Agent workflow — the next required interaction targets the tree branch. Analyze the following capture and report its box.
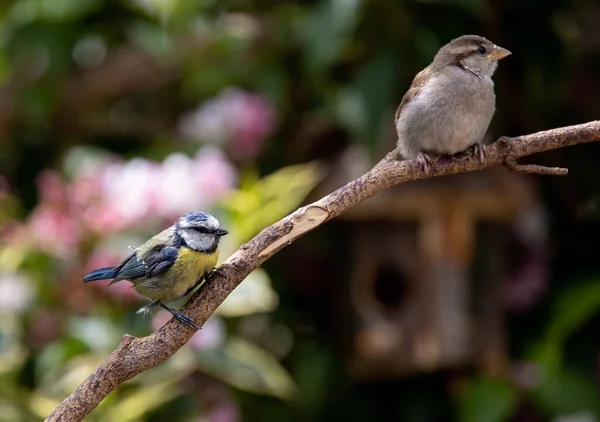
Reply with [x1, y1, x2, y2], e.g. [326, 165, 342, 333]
[503, 156, 569, 176]
[46, 121, 600, 421]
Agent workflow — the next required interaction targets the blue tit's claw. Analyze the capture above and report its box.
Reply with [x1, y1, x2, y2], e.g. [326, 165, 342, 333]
[159, 302, 201, 330]
[172, 312, 201, 330]
[136, 306, 150, 316]
[206, 267, 224, 282]
[136, 299, 160, 316]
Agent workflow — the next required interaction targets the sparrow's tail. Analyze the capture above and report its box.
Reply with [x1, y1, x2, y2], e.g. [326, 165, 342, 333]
[82, 266, 118, 283]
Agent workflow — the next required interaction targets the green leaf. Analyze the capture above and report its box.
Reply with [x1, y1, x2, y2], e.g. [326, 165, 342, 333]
[527, 280, 600, 417]
[9, 0, 102, 23]
[125, 0, 211, 23]
[530, 280, 600, 368]
[0, 313, 28, 377]
[37, 354, 105, 398]
[35, 338, 89, 383]
[101, 379, 182, 422]
[215, 267, 279, 318]
[459, 377, 518, 422]
[196, 337, 298, 401]
[300, 0, 362, 72]
[532, 367, 600, 416]
[221, 162, 324, 242]
[129, 21, 174, 60]
[545, 281, 600, 344]
[291, 345, 334, 408]
[67, 317, 122, 352]
[0, 52, 11, 84]
[342, 50, 398, 151]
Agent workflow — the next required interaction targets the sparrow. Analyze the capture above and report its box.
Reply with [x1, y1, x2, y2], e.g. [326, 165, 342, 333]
[395, 35, 511, 173]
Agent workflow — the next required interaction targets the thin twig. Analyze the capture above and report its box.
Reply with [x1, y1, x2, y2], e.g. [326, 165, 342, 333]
[46, 121, 600, 422]
[503, 156, 568, 176]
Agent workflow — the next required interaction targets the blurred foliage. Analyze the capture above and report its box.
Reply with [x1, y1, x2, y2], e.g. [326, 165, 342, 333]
[0, 0, 599, 421]
[459, 377, 518, 422]
[223, 162, 324, 242]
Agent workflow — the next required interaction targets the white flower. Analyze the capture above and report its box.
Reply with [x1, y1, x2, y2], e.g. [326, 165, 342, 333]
[0, 272, 35, 313]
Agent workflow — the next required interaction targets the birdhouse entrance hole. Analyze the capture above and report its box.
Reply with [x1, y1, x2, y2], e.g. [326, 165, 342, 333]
[373, 264, 408, 311]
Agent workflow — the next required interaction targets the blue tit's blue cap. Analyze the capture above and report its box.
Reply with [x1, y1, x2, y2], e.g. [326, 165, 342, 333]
[181, 211, 212, 223]
[178, 211, 222, 231]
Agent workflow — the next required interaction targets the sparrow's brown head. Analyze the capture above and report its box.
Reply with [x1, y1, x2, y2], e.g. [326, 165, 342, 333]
[434, 35, 511, 78]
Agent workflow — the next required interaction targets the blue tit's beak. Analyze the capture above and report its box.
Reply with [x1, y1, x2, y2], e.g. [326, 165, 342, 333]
[216, 228, 229, 237]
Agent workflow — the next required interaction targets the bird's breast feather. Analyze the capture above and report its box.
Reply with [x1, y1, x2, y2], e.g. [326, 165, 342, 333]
[173, 246, 219, 280]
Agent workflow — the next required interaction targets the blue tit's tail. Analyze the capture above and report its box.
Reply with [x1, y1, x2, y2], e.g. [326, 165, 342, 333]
[82, 266, 119, 283]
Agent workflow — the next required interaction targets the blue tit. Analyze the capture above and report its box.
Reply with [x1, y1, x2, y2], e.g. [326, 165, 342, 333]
[82, 211, 228, 329]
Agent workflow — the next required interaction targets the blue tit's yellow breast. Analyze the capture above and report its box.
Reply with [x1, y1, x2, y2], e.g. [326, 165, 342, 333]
[174, 247, 219, 282]
[142, 247, 219, 302]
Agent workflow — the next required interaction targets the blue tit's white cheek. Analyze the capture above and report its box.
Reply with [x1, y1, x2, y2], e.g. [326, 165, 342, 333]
[180, 230, 218, 253]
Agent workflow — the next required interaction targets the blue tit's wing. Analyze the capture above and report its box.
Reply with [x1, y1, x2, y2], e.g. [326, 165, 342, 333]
[109, 247, 179, 285]
[107, 253, 146, 285]
[145, 246, 179, 277]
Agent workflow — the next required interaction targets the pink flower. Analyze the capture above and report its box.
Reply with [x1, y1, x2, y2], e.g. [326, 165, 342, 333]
[151, 311, 225, 349]
[179, 101, 230, 145]
[188, 315, 225, 350]
[36, 170, 68, 206]
[503, 256, 547, 312]
[27, 205, 82, 258]
[153, 153, 205, 219]
[203, 401, 240, 422]
[151, 310, 173, 331]
[95, 158, 158, 231]
[84, 148, 237, 230]
[23, 144, 237, 258]
[193, 147, 238, 203]
[228, 91, 276, 160]
[178, 88, 277, 161]
[151, 148, 237, 219]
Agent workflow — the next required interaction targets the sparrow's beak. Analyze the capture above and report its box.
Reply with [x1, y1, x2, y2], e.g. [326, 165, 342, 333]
[487, 46, 511, 60]
[216, 227, 229, 237]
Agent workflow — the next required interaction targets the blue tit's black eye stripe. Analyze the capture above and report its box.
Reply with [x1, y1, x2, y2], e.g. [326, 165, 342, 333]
[476, 46, 486, 55]
[192, 227, 209, 234]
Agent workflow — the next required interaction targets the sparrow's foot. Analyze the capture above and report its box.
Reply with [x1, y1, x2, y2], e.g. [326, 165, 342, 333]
[472, 142, 486, 163]
[417, 152, 433, 174]
[159, 302, 201, 330]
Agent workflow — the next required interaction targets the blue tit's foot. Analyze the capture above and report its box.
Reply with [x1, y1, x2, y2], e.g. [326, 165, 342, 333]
[159, 302, 201, 330]
[472, 142, 486, 164]
[206, 267, 224, 282]
[136, 299, 161, 316]
[417, 152, 433, 175]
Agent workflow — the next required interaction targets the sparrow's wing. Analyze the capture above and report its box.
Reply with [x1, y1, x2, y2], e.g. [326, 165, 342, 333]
[108, 246, 179, 285]
[394, 65, 434, 123]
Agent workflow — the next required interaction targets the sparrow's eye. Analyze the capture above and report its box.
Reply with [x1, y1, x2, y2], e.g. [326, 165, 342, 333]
[476, 46, 487, 55]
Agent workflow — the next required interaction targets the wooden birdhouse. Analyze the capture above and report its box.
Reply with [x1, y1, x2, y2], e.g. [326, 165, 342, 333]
[314, 146, 540, 380]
